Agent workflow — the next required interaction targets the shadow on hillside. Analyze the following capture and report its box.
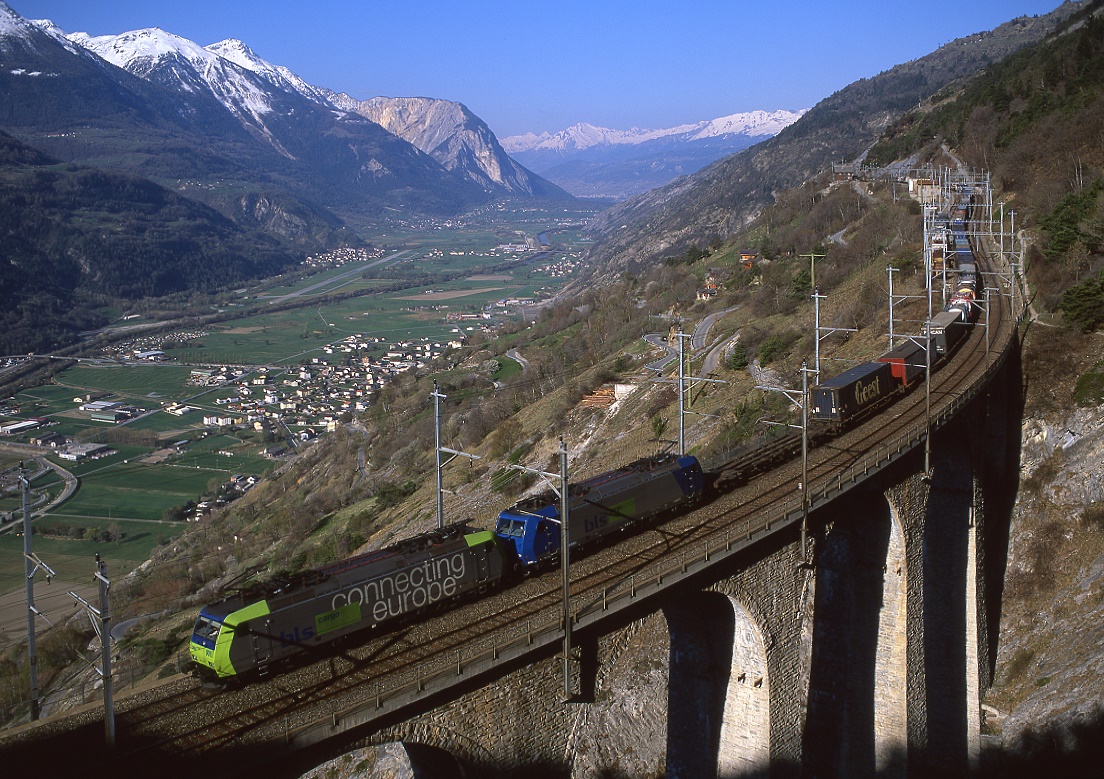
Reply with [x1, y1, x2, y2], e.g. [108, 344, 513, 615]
[984, 335, 1026, 688]
[3, 700, 1104, 778]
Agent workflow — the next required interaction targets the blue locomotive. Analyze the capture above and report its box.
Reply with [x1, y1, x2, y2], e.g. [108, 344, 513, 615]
[494, 453, 704, 568]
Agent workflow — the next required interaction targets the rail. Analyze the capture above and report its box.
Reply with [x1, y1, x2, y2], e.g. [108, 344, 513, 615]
[286, 281, 1020, 750]
[5, 189, 1023, 755]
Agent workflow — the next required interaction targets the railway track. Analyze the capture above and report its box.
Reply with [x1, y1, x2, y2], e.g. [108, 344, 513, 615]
[10, 220, 1018, 767]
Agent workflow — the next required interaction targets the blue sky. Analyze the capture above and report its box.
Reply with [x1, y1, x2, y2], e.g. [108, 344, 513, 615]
[13, 0, 1074, 137]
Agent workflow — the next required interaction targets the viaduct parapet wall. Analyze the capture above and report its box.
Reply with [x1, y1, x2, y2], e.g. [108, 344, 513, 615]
[284, 354, 1018, 779]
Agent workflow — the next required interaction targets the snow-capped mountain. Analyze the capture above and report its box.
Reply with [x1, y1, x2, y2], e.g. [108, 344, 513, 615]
[0, 0, 568, 232]
[328, 94, 565, 197]
[69, 27, 306, 156]
[206, 38, 330, 104]
[2, 4, 124, 73]
[53, 18, 562, 200]
[0, 0, 519, 247]
[502, 110, 806, 154]
[503, 110, 806, 200]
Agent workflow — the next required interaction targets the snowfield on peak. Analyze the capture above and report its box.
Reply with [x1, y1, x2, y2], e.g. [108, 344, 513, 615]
[67, 26, 282, 139]
[69, 27, 213, 72]
[502, 109, 807, 154]
[206, 38, 329, 103]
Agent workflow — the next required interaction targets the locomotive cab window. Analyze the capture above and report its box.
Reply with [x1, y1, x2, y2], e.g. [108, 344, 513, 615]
[193, 615, 222, 642]
[496, 519, 525, 538]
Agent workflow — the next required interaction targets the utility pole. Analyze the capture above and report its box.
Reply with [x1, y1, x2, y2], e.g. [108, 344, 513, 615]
[1000, 201, 1006, 261]
[433, 381, 444, 528]
[97, 556, 114, 750]
[812, 289, 856, 384]
[21, 462, 56, 722]
[924, 203, 936, 479]
[983, 289, 996, 359]
[756, 362, 814, 564]
[510, 439, 574, 700]
[888, 267, 898, 349]
[431, 382, 479, 529]
[677, 331, 685, 455]
[21, 462, 40, 722]
[800, 252, 826, 292]
[668, 329, 725, 455]
[69, 555, 115, 749]
[800, 362, 810, 564]
[558, 438, 570, 702]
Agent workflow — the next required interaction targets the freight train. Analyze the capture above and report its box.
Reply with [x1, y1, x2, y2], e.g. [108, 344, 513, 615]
[190, 454, 703, 681]
[190, 197, 984, 684]
[810, 197, 982, 427]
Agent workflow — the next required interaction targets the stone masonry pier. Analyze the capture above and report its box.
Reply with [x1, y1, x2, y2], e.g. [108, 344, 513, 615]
[280, 353, 1019, 779]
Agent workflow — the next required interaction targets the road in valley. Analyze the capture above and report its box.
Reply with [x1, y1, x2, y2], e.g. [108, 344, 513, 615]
[263, 250, 412, 306]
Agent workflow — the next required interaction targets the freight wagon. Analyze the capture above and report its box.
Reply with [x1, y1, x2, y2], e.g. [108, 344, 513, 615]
[925, 309, 967, 355]
[810, 361, 896, 425]
[877, 340, 927, 387]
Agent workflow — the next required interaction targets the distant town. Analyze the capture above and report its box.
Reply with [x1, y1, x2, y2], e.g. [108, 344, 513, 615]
[0, 233, 585, 472]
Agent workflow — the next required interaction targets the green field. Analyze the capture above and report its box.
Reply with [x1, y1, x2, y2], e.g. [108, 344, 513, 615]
[55, 364, 195, 401]
[51, 460, 226, 521]
[0, 214, 598, 598]
[61, 446, 147, 476]
[493, 356, 524, 382]
[0, 517, 187, 587]
[123, 410, 203, 435]
[8, 383, 81, 416]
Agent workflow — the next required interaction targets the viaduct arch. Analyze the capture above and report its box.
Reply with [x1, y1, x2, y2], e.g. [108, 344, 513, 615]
[294, 371, 1016, 779]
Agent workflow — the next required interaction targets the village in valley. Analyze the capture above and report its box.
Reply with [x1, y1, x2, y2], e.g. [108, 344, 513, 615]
[0, 215, 594, 542]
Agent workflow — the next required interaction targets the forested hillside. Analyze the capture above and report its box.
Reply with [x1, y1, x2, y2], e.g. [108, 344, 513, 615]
[0, 131, 301, 353]
[870, 7, 1104, 331]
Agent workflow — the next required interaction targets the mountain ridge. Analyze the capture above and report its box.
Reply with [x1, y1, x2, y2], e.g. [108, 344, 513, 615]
[578, 2, 1086, 276]
[0, 0, 564, 230]
[502, 110, 806, 199]
[326, 93, 568, 198]
[502, 110, 807, 154]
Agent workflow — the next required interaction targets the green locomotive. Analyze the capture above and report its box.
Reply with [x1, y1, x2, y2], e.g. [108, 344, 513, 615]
[189, 523, 514, 680]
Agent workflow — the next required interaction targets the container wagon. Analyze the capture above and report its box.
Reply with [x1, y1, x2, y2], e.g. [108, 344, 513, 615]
[810, 361, 896, 424]
[877, 340, 927, 387]
[925, 309, 967, 355]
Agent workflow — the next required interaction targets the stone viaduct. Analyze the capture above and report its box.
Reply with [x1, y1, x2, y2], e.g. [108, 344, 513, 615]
[271, 329, 1021, 777]
[0, 173, 1022, 779]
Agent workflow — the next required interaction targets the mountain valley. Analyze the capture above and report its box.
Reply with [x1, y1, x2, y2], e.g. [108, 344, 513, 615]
[1, 0, 1104, 774]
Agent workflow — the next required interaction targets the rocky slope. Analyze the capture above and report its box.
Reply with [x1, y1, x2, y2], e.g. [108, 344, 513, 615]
[984, 332, 1104, 770]
[326, 94, 569, 198]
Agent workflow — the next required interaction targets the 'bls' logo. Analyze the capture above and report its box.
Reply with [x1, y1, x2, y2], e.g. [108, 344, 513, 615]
[278, 625, 315, 647]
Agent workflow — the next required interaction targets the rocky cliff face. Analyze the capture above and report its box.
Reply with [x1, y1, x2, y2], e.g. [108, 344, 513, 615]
[989, 402, 1104, 745]
[982, 328, 1104, 769]
[328, 93, 568, 198]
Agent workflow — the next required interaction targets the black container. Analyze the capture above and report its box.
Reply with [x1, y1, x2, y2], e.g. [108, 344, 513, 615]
[811, 361, 896, 423]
